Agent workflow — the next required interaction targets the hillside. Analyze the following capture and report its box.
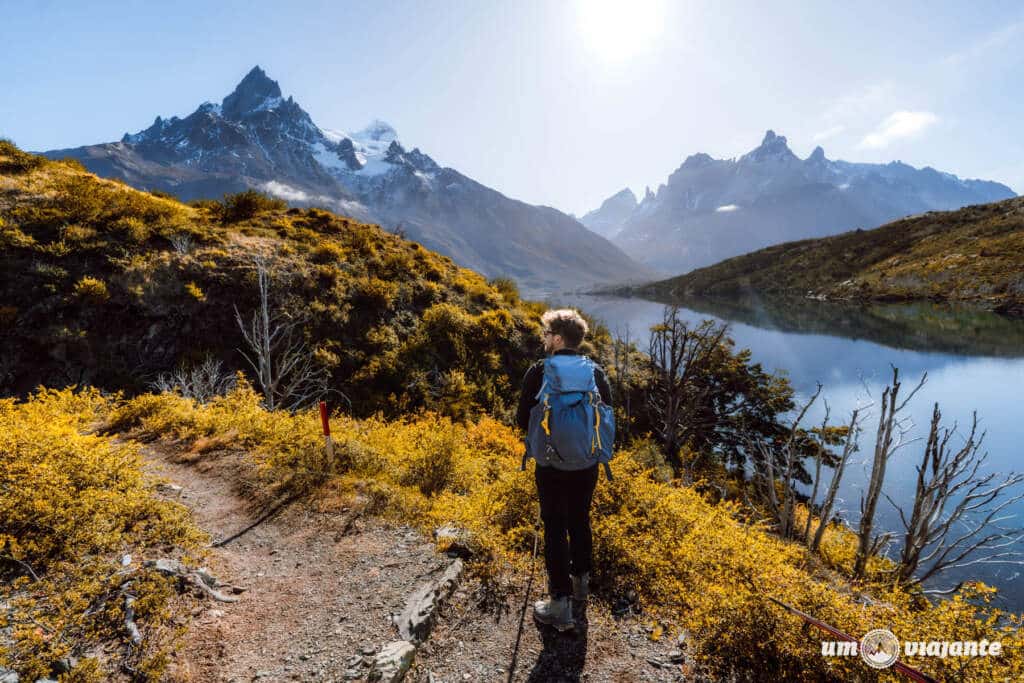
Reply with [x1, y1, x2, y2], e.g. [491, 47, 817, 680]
[41, 66, 657, 297]
[619, 195, 1024, 316]
[0, 140, 580, 415]
[590, 130, 1015, 275]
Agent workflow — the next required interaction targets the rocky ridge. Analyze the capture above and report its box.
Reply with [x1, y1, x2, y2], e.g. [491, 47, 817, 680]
[590, 129, 1015, 275]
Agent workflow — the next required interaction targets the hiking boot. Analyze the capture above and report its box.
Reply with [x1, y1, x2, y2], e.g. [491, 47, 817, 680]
[533, 596, 574, 631]
[571, 572, 590, 602]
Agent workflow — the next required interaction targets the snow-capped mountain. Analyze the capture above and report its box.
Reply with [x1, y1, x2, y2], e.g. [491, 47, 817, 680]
[591, 130, 1016, 275]
[44, 67, 655, 295]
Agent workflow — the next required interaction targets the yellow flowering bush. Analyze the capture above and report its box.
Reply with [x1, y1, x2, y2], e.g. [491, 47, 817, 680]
[0, 388, 206, 681]
[106, 388, 1023, 681]
[71, 276, 109, 303]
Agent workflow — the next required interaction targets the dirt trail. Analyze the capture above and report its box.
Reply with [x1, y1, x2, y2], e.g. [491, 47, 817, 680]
[144, 444, 697, 682]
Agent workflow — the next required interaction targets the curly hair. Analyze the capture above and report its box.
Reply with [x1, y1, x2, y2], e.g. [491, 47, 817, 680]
[541, 308, 589, 348]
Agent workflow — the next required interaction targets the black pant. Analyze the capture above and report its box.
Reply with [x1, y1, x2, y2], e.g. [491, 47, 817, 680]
[535, 464, 599, 599]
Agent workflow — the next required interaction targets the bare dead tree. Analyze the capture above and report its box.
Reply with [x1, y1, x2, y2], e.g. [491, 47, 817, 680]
[803, 398, 832, 543]
[645, 308, 729, 474]
[749, 383, 822, 538]
[151, 355, 236, 403]
[234, 257, 328, 411]
[885, 403, 1024, 588]
[167, 233, 193, 255]
[853, 366, 928, 578]
[809, 405, 865, 553]
[612, 322, 634, 444]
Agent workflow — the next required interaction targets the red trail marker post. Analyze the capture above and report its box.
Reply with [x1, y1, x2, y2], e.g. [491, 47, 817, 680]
[319, 400, 334, 473]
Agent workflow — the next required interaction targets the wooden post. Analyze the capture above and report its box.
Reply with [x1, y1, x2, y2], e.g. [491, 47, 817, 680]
[319, 400, 334, 472]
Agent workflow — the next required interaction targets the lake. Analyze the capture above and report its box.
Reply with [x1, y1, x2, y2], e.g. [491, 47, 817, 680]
[548, 293, 1024, 612]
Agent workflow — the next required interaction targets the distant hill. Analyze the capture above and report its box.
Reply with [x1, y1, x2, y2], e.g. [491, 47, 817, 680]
[585, 130, 1015, 275]
[614, 196, 1024, 317]
[42, 66, 655, 297]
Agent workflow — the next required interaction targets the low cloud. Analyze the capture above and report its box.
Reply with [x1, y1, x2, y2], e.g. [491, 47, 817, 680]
[715, 204, 739, 212]
[261, 180, 312, 202]
[260, 180, 371, 221]
[858, 111, 938, 149]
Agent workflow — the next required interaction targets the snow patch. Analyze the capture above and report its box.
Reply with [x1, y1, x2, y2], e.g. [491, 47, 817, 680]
[321, 127, 347, 144]
[356, 157, 394, 177]
[251, 96, 283, 113]
[715, 204, 740, 212]
[311, 142, 348, 171]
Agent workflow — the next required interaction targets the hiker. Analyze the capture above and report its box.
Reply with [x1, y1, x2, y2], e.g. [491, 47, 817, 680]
[517, 308, 613, 631]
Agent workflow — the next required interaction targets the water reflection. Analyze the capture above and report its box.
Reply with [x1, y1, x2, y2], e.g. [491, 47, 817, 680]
[549, 293, 1024, 610]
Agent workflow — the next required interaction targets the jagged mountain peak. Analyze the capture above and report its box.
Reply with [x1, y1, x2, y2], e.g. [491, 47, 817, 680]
[807, 145, 827, 163]
[221, 66, 285, 120]
[354, 119, 398, 143]
[682, 152, 715, 168]
[743, 129, 798, 163]
[609, 187, 638, 203]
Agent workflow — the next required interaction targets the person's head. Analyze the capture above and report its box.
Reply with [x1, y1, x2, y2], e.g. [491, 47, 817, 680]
[541, 308, 588, 354]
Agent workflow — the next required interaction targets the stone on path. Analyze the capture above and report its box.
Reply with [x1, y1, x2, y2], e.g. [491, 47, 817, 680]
[368, 640, 415, 682]
[392, 559, 463, 644]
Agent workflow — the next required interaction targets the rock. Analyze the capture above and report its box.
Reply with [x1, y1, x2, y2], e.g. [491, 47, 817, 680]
[253, 671, 272, 679]
[0, 668, 18, 683]
[667, 648, 685, 663]
[392, 559, 463, 644]
[433, 524, 473, 559]
[195, 567, 219, 588]
[145, 558, 188, 575]
[157, 482, 183, 495]
[360, 644, 377, 655]
[368, 640, 415, 682]
[52, 656, 77, 674]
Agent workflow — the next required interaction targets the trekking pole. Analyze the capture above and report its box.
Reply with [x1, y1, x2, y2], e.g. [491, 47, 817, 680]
[766, 596, 937, 683]
[507, 505, 542, 683]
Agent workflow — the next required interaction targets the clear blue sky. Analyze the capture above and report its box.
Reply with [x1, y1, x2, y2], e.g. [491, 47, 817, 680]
[2, 0, 1021, 215]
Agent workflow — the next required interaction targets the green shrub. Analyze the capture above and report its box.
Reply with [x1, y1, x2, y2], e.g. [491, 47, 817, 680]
[72, 276, 109, 303]
[0, 139, 46, 173]
[221, 190, 287, 223]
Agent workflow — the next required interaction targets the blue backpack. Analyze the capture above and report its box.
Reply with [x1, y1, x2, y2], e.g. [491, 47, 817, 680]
[522, 354, 615, 479]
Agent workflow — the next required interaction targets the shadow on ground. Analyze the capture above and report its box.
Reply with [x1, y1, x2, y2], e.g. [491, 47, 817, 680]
[525, 604, 590, 682]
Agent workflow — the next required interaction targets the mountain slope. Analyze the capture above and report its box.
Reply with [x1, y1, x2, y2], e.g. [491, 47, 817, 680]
[620, 195, 1024, 316]
[42, 66, 655, 296]
[591, 130, 1015, 275]
[580, 187, 637, 238]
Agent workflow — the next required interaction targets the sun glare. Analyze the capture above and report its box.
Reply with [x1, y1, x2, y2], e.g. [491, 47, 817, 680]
[576, 0, 666, 63]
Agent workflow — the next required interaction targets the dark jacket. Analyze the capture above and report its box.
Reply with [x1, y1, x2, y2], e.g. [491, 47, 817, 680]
[516, 348, 612, 433]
